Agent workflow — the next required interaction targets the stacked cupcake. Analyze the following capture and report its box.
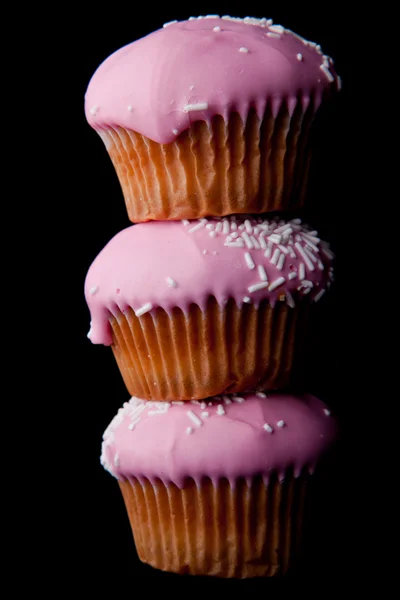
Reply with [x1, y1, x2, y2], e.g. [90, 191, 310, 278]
[84, 16, 341, 578]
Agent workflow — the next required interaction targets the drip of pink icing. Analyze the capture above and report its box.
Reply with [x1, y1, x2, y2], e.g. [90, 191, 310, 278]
[101, 392, 338, 488]
[84, 216, 333, 346]
[85, 16, 339, 144]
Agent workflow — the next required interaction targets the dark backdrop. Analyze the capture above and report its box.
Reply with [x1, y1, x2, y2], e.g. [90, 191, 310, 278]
[46, 1, 361, 589]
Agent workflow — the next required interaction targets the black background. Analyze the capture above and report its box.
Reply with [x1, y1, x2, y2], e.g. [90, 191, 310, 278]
[37, 1, 364, 589]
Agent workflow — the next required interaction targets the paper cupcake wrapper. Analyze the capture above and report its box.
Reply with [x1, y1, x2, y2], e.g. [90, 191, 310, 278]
[110, 297, 308, 401]
[118, 473, 308, 578]
[98, 97, 317, 222]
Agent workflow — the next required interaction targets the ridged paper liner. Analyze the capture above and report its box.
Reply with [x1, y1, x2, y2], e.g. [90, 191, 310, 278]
[110, 297, 308, 401]
[118, 473, 308, 577]
[98, 99, 317, 222]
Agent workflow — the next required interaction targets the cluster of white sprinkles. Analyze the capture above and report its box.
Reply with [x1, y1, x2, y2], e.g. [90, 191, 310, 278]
[100, 394, 333, 475]
[177, 215, 333, 309]
[89, 15, 340, 121]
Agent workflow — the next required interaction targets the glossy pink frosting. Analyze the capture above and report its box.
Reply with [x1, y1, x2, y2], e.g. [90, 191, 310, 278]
[85, 16, 339, 144]
[101, 392, 337, 487]
[85, 216, 334, 346]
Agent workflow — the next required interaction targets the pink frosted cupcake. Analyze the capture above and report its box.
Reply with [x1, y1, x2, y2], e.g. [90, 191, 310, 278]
[85, 15, 340, 222]
[101, 392, 338, 577]
[85, 215, 334, 401]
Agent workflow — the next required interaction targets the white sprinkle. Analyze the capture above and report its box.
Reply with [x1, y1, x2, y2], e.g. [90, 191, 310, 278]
[271, 248, 280, 265]
[320, 64, 334, 82]
[277, 420, 285, 428]
[202, 411, 209, 418]
[216, 405, 225, 416]
[274, 223, 292, 235]
[248, 281, 269, 293]
[128, 422, 136, 430]
[263, 423, 273, 433]
[302, 238, 320, 253]
[239, 46, 249, 53]
[163, 20, 177, 27]
[295, 243, 315, 271]
[187, 410, 203, 427]
[189, 85, 195, 91]
[314, 289, 326, 302]
[268, 277, 286, 292]
[225, 240, 244, 248]
[128, 105, 133, 112]
[244, 219, 253, 233]
[288, 271, 297, 280]
[181, 219, 190, 226]
[324, 408, 331, 416]
[304, 247, 318, 263]
[188, 220, 207, 233]
[238, 224, 245, 231]
[241, 232, 254, 249]
[223, 395, 232, 404]
[222, 219, 230, 234]
[244, 252, 255, 270]
[301, 280, 313, 288]
[186, 427, 194, 435]
[277, 244, 290, 255]
[302, 233, 320, 244]
[297, 53, 303, 61]
[209, 231, 217, 238]
[259, 235, 267, 250]
[203, 250, 208, 255]
[225, 236, 232, 243]
[172, 401, 184, 405]
[167, 276, 177, 288]
[89, 105, 98, 115]
[299, 263, 306, 280]
[213, 25, 221, 32]
[129, 405, 146, 420]
[256, 392, 267, 398]
[243, 296, 252, 303]
[268, 233, 282, 244]
[317, 260, 324, 270]
[230, 222, 238, 231]
[258, 265, 268, 281]
[89, 285, 99, 295]
[114, 454, 120, 466]
[215, 222, 223, 233]
[230, 231, 238, 239]
[267, 32, 281, 38]
[286, 290, 295, 308]
[288, 246, 297, 259]
[277, 253, 286, 270]
[253, 227, 259, 235]
[206, 224, 214, 230]
[183, 102, 209, 112]
[250, 236, 261, 249]
[337, 75, 342, 90]
[291, 218, 302, 224]
[135, 302, 153, 317]
[172, 128, 179, 135]
[232, 396, 245, 403]
[87, 329, 92, 339]
[269, 24, 284, 34]
[321, 246, 334, 260]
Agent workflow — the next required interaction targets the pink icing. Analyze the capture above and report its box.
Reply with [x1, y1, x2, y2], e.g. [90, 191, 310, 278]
[101, 392, 338, 488]
[85, 216, 334, 346]
[85, 16, 339, 144]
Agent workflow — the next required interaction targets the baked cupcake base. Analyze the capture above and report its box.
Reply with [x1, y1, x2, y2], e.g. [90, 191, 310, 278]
[110, 297, 308, 401]
[119, 474, 307, 578]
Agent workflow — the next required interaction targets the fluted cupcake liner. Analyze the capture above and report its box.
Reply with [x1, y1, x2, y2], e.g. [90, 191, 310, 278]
[109, 296, 309, 401]
[98, 97, 318, 222]
[118, 473, 308, 577]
